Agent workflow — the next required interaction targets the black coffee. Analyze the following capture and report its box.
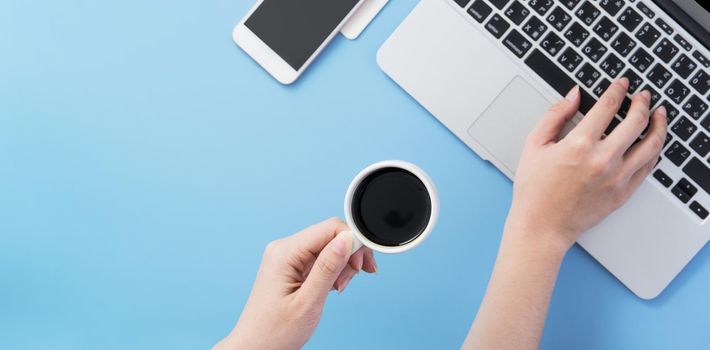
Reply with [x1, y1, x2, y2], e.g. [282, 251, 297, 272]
[352, 168, 432, 247]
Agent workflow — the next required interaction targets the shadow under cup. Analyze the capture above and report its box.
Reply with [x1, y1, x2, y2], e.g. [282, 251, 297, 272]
[351, 167, 432, 247]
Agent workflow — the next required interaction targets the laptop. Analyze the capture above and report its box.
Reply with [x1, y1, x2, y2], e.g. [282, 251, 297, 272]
[377, 0, 710, 299]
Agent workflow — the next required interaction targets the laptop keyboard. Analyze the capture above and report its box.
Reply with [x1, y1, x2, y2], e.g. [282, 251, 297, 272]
[455, 0, 710, 220]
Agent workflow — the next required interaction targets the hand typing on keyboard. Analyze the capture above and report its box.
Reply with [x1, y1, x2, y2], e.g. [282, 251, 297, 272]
[464, 78, 667, 350]
[509, 78, 667, 249]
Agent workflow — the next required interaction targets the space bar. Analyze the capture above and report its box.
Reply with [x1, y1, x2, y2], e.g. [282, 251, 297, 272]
[524, 49, 596, 115]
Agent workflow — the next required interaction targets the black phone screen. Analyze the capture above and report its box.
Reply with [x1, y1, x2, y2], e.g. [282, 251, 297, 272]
[245, 0, 359, 70]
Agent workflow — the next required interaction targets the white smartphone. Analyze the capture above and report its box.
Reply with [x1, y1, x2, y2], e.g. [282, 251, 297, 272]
[233, 0, 364, 84]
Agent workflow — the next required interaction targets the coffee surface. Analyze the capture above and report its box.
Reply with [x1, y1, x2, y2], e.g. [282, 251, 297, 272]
[352, 168, 431, 246]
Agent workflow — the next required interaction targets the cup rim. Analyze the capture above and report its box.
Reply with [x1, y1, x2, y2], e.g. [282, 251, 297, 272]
[344, 160, 439, 254]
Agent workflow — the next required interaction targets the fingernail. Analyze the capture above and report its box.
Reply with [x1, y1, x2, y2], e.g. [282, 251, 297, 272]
[353, 253, 363, 272]
[618, 77, 629, 89]
[640, 90, 651, 102]
[565, 85, 579, 101]
[657, 105, 667, 117]
[371, 260, 378, 274]
[331, 232, 350, 257]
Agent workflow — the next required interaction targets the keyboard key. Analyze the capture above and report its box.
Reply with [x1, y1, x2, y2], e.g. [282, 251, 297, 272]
[593, 78, 611, 97]
[672, 178, 697, 203]
[558, 47, 583, 72]
[702, 114, 710, 133]
[689, 132, 710, 158]
[600, 53, 625, 78]
[593, 16, 618, 41]
[635, 23, 661, 48]
[575, 1, 600, 26]
[454, 0, 470, 7]
[689, 201, 709, 219]
[653, 39, 680, 63]
[489, 0, 510, 10]
[599, 0, 624, 16]
[665, 141, 691, 166]
[622, 69, 643, 94]
[541, 32, 565, 56]
[604, 115, 621, 135]
[576, 63, 601, 88]
[525, 49, 576, 96]
[660, 100, 680, 123]
[673, 34, 692, 51]
[683, 95, 708, 120]
[689, 70, 710, 95]
[617, 96, 632, 118]
[653, 169, 673, 187]
[671, 116, 697, 141]
[655, 18, 673, 35]
[578, 89, 596, 115]
[503, 29, 533, 58]
[564, 22, 589, 47]
[665, 79, 691, 105]
[581, 37, 606, 62]
[665, 133, 674, 147]
[647, 63, 673, 89]
[693, 51, 709, 68]
[672, 185, 693, 203]
[636, 2, 655, 18]
[679, 178, 699, 197]
[671, 54, 698, 79]
[528, 0, 554, 15]
[642, 84, 662, 107]
[522, 16, 548, 41]
[504, 1, 531, 25]
[562, 0, 581, 11]
[683, 158, 710, 194]
[546, 6, 572, 32]
[618, 7, 643, 32]
[467, 0, 493, 23]
[486, 14, 511, 39]
[611, 32, 636, 57]
[629, 47, 654, 73]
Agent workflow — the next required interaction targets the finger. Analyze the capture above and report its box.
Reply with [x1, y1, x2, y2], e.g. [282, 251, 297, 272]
[300, 231, 352, 304]
[348, 248, 365, 271]
[526, 85, 581, 145]
[571, 78, 629, 139]
[622, 107, 667, 175]
[334, 265, 358, 293]
[289, 217, 350, 256]
[362, 249, 377, 274]
[605, 90, 652, 155]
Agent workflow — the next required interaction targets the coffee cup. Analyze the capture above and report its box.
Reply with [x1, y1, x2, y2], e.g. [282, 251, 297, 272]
[342, 160, 439, 255]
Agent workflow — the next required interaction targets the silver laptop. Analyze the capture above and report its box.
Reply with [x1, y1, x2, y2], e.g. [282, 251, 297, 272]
[378, 0, 710, 299]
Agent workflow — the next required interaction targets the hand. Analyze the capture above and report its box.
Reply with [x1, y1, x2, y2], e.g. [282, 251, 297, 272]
[463, 80, 667, 350]
[214, 218, 377, 350]
[508, 78, 667, 252]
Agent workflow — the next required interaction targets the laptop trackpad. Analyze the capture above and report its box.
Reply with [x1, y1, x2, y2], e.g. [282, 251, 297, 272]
[468, 76, 553, 175]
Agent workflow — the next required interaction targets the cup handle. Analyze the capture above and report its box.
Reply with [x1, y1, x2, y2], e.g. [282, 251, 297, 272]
[341, 230, 363, 256]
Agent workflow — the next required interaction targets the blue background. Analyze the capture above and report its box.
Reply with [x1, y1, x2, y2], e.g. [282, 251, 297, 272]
[1, 0, 708, 349]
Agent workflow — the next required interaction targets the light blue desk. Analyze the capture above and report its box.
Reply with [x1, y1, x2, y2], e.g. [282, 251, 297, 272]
[1, 0, 708, 348]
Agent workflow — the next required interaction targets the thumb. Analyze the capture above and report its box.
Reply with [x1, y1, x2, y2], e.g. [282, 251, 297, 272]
[527, 85, 580, 145]
[300, 231, 352, 305]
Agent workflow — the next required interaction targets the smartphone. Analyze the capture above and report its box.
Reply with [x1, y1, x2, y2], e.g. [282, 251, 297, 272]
[233, 0, 364, 84]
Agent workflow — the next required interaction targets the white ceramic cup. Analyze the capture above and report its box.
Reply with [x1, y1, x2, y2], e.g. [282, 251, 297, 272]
[343, 160, 439, 255]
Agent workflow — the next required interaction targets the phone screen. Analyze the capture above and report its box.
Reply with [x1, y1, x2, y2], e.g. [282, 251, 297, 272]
[245, 0, 359, 70]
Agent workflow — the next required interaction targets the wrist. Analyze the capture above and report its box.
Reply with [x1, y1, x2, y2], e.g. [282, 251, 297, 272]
[503, 211, 574, 260]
